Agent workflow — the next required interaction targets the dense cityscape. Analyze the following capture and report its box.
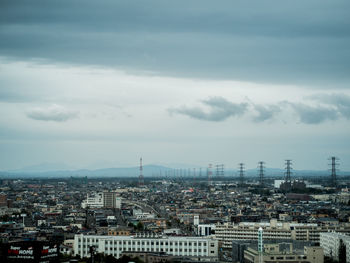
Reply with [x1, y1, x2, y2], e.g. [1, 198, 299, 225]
[1, 0, 350, 263]
[1, 158, 350, 263]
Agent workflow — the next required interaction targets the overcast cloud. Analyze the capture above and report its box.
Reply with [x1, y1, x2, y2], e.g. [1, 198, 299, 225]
[1, 0, 350, 86]
[0, 1, 349, 170]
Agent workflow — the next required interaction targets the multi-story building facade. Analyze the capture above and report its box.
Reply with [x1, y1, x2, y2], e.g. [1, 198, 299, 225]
[244, 244, 323, 263]
[196, 224, 216, 236]
[216, 220, 350, 249]
[81, 192, 121, 209]
[74, 234, 219, 261]
[320, 232, 350, 262]
[81, 193, 103, 209]
[103, 192, 121, 209]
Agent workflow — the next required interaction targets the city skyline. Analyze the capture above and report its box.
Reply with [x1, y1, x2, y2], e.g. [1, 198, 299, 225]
[0, 0, 349, 171]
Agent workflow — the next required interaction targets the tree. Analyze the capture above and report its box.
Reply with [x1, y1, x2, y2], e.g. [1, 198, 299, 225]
[136, 221, 144, 231]
[105, 255, 118, 263]
[116, 255, 143, 263]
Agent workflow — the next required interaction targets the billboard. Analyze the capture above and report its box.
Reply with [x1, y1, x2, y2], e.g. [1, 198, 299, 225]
[1, 241, 59, 263]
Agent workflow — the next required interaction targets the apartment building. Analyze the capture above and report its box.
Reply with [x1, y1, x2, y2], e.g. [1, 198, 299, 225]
[74, 234, 218, 261]
[244, 244, 323, 263]
[320, 232, 350, 262]
[81, 193, 103, 209]
[81, 192, 121, 209]
[215, 219, 350, 249]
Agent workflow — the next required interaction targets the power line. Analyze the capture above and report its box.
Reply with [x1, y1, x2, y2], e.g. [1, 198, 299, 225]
[258, 161, 265, 187]
[239, 163, 245, 186]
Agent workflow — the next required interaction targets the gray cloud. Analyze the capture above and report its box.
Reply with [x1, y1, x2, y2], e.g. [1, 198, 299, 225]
[169, 97, 248, 122]
[26, 104, 79, 122]
[309, 93, 350, 119]
[252, 104, 281, 122]
[171, 96, 350, 124]
[0, 0, 349, 86]
[288, 103, 338, 124]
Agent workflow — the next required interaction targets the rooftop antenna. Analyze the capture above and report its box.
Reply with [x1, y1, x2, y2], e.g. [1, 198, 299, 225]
[258, 161, 265, 187]
[139, 157, 144, 186]
[239, 163, 245, 186]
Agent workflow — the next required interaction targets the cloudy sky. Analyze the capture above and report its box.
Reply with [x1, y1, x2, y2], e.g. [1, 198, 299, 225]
[0, 0, 349, 171]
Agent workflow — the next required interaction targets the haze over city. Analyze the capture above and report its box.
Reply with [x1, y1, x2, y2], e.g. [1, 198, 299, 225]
[1, 0, 349, 171]
[2, 2, 350, 263]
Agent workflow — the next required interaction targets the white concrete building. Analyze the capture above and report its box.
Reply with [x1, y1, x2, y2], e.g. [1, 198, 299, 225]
[320, 232, 350, 262]
[215, 220, 350, 249]
[81, 193, 103, 209]
[81, 192, 122, 209]
[74, 234, 218, 261]
[274, 180, 284, 188]
[164, 228, 181, 235]
[193, 215, 199, 225]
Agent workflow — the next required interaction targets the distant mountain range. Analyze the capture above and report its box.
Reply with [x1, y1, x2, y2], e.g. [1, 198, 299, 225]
[0, 164, 349, 179]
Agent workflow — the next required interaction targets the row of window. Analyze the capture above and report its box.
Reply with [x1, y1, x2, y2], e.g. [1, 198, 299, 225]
[105, 247, 207, 253]
[79, 239, 208, 247]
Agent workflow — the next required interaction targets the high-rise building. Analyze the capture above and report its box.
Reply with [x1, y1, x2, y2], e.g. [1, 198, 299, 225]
[103, 191, 121, 209]
[81, 192, 121, 209]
